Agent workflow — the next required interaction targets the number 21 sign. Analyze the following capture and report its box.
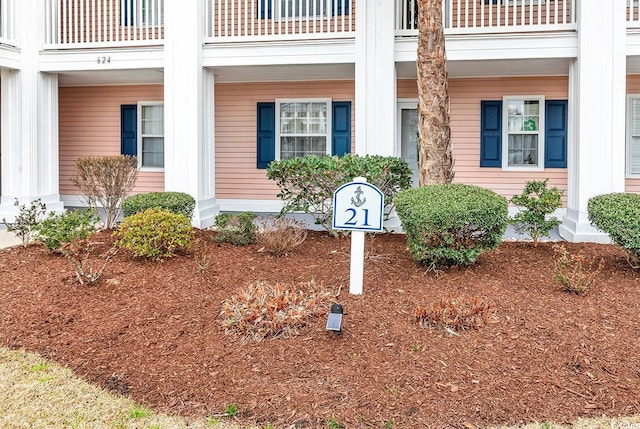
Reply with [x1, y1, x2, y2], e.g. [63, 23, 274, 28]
[332, 177, 384, 232]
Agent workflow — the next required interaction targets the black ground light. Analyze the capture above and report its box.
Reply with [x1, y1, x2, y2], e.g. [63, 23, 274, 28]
[326, 303, 343, 333]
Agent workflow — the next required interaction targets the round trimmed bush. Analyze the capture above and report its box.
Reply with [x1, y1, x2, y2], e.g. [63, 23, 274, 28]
[121, 192, 195, 219]
[588, 192, 640, 268]
[394, 184, 508, 268]
[114, 208, 194, 260]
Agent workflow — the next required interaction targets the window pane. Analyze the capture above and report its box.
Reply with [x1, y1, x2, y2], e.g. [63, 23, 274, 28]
[280, 0, 327, 17]
[508, 134, 538, 166]
[632, 99, 640, 135]
[631, 136, 640, 175]
[142, 137, 164, 167]
[280, 102, 327, 135]
[142, 105, 163, 134]
[280, 136, 327, 159]
[508, 100, 539, 132]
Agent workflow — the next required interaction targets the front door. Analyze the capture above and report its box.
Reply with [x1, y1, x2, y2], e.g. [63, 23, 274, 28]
[399, 104, 419, 187]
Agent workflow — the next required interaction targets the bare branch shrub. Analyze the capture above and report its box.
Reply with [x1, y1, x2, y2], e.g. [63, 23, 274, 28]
[192, 237, 212, 273]
[61, 239, 118, 286]
[415, 294, 492, 332]
[553, 244, 604, 295]
[72, 155, 138, 229]
[256, 216, 308, 257]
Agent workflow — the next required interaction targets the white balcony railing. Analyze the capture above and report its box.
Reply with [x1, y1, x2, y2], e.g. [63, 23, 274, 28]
[0, 0, 16, 47]
[44, 0, 164, 49]
[396, 0, 576, 36]
[628, 0, 640, 29]
[205, 0, 354, 42]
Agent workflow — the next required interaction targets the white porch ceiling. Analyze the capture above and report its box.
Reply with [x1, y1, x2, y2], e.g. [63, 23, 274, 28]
[58, 69, 164, 86]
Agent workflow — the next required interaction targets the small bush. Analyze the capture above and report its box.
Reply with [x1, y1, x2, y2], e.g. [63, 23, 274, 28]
[553, 244, 604, 294]
[35, 208, 99, 252]
[61, 239, 118, 286]
[256, 216, 308, 256]
[510, 179, 563, 247]
[114, 208, 194, 260]
[121, 191, 195, 219]
[214, 212, 257, 246]
[220, 280, 333, 341]
[414, 294, 492, 332]
[192, 237, 212, 273]
[266, 154, 412, 235]
[2, 198, 48, 247]
[588, 192, 640, 268]
[394, 184, 508, 268]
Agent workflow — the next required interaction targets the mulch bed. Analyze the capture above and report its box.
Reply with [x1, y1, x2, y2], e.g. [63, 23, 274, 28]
[1, 230, 639, 428]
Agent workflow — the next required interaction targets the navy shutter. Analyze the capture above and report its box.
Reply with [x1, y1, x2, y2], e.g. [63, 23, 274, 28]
[259, 0, 272, 19]
[121, 104, 138, 156]
[480, 101, 502, 167]
[123, 0, 134, 25]
[257, 102, 276, 169]
[332, 101, 351, 156]
[332, 0, 350, 16]
[484, 0, 499, 4]
[544, 100, 568, 168]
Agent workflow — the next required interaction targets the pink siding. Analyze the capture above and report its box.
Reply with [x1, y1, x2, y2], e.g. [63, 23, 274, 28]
[626, 75, 640, 194]
[398, 76, 569, 203]
[215, 81, 355, 200]
[59, 85, 165, 196]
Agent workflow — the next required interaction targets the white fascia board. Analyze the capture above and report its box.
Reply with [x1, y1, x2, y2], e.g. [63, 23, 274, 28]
[203, 39, 355, 67]
[0, 46, 21, 69]
[627, 31, 640, 58]
[39, 47, 164, 72]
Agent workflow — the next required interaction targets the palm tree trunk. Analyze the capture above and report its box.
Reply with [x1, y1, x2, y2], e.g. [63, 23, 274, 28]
[416, 0, 455, 185]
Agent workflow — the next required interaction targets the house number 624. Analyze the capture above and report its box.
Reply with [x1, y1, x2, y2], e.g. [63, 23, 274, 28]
[97, 56, 111, 64]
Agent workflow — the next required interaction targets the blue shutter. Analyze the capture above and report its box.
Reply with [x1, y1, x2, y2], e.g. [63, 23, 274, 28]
[332, 0, 350, 16]
[484, 0, 499, 4]
[257, 102, 276, 169]
[332, 101, 351, 156]
[259, 0, 272, 19]
[122, 0, 134, 25]
[121, 104, 137, 156]
[544, 100, 568, 168]
[480, 101, 502, 167]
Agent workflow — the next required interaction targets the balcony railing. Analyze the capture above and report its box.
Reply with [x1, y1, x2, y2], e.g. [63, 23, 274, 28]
[0, 0, 16, 47]
[205, 0, 354, 42]
[628, 0, 640, 29]
[396, 0, 576, 36]
[44, 0, 164, 49]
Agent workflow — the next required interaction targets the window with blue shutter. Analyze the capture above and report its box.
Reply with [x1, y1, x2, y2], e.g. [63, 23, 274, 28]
[122, 0, 135, 26]
[544, 100, 568, 168]
[259, 0, 273, 19]
[332, 0, 349, 16]
[121, 104, 138, 156]
[257, 102, 276, 169]
[480, 101, 502, 167]
[332, 101, 351, 156]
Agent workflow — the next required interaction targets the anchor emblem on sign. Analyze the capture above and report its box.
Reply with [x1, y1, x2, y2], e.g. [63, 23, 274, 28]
[351, 186, 366, 207]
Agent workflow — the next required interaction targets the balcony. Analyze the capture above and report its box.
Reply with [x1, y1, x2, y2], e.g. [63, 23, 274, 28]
[0, 0, 16, 47]
[204, 0, 354, 43]
[396, 0, 576, 36]
[44, 0, 164, 49]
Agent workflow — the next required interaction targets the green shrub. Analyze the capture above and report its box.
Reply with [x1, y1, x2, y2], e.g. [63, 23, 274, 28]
[588, 192, 640, 268]
[35, 208, 99, 252]
[214, 212, 257, 246]
[510, 179, 563, 247]
[114, 208, 194, 260]
[1, 198, 47, 247]
[266, 154, 412, 235]
[121, 192, 195, 219]
[394, 184, 508, 268]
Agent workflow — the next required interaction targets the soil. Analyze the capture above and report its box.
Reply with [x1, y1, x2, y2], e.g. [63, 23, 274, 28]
[1, 230, 639, 428]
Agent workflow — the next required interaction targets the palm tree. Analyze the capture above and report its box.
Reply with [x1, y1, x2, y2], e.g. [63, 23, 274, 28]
[416, 0, 455, 185]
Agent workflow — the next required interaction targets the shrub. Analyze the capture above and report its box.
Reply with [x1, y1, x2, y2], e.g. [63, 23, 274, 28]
[256, 216, 308, 257]
[114, 208, 194, 260]
[414, 294, 492, 332]
[121, 191, 195, 219]
[192, 237, 212, 273]
[35, 208, 99, 252]
[552, 244, 604, 295]
[510, 179, 563, 247]
[2, 198, 47, 247]
[588, 192, 640, 268]
[220, 280, 333, 340]
[214, 212, 257, 246]
[72, 155, 138, 229]
[266, 154, 412, 235]
[394, 184, 508, 268]
[61, 239, 118, 286]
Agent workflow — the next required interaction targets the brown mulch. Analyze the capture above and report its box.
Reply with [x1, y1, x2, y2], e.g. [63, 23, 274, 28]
[1, 230, 639, 428]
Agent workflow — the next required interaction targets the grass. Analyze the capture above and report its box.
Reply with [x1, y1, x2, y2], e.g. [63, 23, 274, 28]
[1, 346, 640, 429]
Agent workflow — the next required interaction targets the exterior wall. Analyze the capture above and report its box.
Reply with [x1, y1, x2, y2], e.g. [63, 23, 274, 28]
[214, 80, 355, 200]
[58, 85, 165, 197]
[626, 74, 640, 193]
[398, 76, 569, 203]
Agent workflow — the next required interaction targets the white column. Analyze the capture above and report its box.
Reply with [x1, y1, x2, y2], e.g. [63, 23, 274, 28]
[559, 0, 626, 243]
[0, 0, 63, 221]
[163, 0, 218, 228]
[355, 0, 397, 156]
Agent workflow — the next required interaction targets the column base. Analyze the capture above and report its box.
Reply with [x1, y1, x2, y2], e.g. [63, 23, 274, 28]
[0, 194, 65, 223]
[558, 208, 611, 243]
[193, 197, 219, 229]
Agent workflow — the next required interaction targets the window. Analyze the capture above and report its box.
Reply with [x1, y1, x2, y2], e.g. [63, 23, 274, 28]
[139, 102, 164, 169]
[276, 99, 331, 159]
[627, 96, 640, 177]
[121, 0, 164, 26]
[503, 96, 545, 169]
[279, 0, 328, 18]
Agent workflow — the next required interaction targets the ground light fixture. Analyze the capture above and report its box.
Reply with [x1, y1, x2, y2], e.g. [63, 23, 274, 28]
[326, 303, 343, 333]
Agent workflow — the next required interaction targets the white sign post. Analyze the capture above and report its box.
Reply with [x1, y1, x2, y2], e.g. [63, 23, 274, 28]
[332, 177, 384, 295]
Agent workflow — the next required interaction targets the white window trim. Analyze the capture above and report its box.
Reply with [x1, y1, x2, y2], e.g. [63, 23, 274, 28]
[502, 95, 545, 172]
[275, 98, 332, 161]
[626, 95, 640, 178]
[137, 101, 164, 172]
